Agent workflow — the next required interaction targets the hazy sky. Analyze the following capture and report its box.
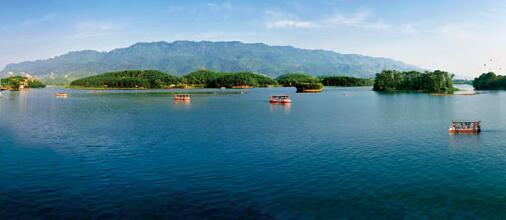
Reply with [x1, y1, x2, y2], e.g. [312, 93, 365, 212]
[1, 0, 505, 78]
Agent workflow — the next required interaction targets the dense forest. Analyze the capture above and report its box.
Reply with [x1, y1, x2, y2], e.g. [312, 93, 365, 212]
[211, 72, 276, 88]
[68, 69, 384, 90]
[276, 73, 318, 87]
[181, 70, 224, 86]
[319, 76, 373, 86]
[472, 72, 506, 90]
[70, 69, 277, 89]
[181, 70, 276, 88]
[373, 70, 455, 93]
[70, 70, 179, 89]
[275, 73, 324, 92]
[294, 82, 324, 92]
[0, 76, 45, 90]
[276, 73, 370, 87]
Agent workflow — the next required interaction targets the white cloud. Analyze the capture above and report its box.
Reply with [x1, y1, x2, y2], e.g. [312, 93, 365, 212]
[77, 21, 123, 31]
[68, 21, 124, 39]
[320, 10, 388, 29]
[167, 2, 233, 14]
[265, 9, 388, 30]
[207, 2, 232, 11]
[190, 31, 259, 40]
[432, 23, 478, 39]
[401, 24, 419, 36]
[266, 20, 317, 29]
[21, 13, 56, 26]
[167, 5, 187, 13]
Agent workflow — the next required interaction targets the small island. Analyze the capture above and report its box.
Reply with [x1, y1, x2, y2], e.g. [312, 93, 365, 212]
[67, 69, 381, 91]
[473, 72, 506, 90]
[1, 76, 45, 90]
[181, 70, 276, 88]
[69, 70, 179, 89]
[275, 73, 324, 92]
[70, 69, 278, 89]
[319, 76, 373, 87]
[373, 70, 456, 93]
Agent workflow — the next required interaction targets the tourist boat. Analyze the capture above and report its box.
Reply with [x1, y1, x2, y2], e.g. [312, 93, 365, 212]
[174, 94, 190, 101]
[448, 121, 481, 133]
[55, 92, 68, 98]
[269, 95, 291, 104]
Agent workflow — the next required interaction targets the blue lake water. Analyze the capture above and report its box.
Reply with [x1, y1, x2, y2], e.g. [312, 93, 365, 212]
[2, 85, 506, 219]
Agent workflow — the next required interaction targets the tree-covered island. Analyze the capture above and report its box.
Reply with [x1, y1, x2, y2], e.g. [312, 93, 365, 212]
[319, 76, 373, 87]
[181, 70, 276, 88]
[472, 72, 506, 90]
[373, 70, 456, 93]
[0, 76, 45, 90]
[70, 70, 179, 89]
[70, 69, 278, 89]
[275, 73, 324, 92]
[68, 69, 386, 91]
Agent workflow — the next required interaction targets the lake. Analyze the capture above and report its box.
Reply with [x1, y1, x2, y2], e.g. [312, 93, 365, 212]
[2, 85, 506, 219]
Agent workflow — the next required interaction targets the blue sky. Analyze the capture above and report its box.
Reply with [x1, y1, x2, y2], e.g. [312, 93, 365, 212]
[1, 0, 505, 78]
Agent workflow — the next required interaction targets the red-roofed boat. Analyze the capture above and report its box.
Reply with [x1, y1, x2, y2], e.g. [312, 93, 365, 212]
[174, 94, 190, 101]
[448, 121, 481, 133]
[55, 92, 68, 98]
[270, 95, 291, 104]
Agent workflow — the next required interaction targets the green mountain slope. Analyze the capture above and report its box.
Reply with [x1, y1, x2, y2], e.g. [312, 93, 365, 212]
[2, 41, 421, 79]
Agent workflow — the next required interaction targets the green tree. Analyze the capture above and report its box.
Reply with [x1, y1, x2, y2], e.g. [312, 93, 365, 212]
[70, 70, 178, 89]
[276, 73, 318, 86]
[373, 70, 455, 93]
[473, 72, 504, 90]
[319, 76, 373, 86]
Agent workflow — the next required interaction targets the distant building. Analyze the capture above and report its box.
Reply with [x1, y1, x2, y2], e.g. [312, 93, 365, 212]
[19, 79, 29, 89]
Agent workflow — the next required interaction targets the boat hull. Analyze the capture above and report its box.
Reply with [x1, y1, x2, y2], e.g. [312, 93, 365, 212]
[55, 93, 68, 98]
[296, 89, 322, 93]
[174, 98, 191, 101]
[270, 100, 291, 104]
[448, 129, 480, 133]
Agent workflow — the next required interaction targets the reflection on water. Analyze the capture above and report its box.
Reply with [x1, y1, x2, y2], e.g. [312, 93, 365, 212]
[269, 103, 291, 113]
[173, 99, 192, 110]
[4, 87, 506, 218]
[448, 132, 481, 150]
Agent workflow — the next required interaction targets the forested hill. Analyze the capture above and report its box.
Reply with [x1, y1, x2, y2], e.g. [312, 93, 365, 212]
[2, 41, 421, 79]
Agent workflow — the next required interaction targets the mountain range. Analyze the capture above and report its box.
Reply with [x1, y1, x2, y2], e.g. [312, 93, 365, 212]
[1, 41, 421, 81]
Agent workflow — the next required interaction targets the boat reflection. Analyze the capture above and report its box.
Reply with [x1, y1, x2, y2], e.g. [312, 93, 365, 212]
[174, 99, 191, 104]
[173, 99, 191, 110]
[270, 102, 291, 112]
[448, 132, 481, 151]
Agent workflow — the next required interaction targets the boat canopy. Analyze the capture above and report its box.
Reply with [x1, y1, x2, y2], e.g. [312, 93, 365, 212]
[451, 121, 480, 124]
[450, 121, 480, 129]
[271, 95, 290, 98]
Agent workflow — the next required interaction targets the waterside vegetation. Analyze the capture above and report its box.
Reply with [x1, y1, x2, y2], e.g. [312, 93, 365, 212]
[319, 76, 373, 87]
[473, 72, 506, 90]
[0, 76, 45, 90]
[70, 70, 179, 89]
[181, 70, 276, 88]
[275, 73, 318, 87]
[68, 70, 375, 90]
[66, 69, 453, 93]
[373, 70, 456, 93]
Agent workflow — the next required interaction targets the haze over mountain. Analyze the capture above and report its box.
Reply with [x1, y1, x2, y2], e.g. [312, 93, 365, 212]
[1, 41, 421, 80]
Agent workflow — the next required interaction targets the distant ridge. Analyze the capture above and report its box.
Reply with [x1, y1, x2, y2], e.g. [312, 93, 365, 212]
[1, 41, 422, 79]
